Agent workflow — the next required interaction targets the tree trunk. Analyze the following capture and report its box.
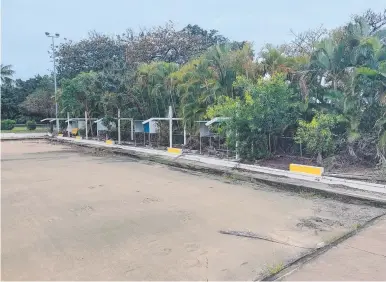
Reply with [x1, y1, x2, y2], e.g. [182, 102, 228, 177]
[89, 118, 94, 137]
[316, 152, 323, 166]
[348, 145, 358, 159]
[376, 145, 386, 168]
[268, 134, 271, 154]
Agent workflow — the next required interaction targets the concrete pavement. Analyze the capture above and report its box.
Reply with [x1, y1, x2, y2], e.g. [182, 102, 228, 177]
[281, 215, 386, 281]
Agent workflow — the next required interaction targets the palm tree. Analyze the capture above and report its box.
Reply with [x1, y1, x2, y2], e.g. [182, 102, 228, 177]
[258, 44, 289, 75]
[170, 58, 217, 129]
[1, 64, 15, 84]
[311, 39, 348, 91]
[352, 36, 386, 163]
[205, 44, 236, 97]
[313, 22, 386, 159]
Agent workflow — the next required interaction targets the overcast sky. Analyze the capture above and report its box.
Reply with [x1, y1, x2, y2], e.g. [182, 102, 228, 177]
[1, 0, 385, 79]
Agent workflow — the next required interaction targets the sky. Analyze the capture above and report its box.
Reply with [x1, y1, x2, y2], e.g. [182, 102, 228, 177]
[1, 0, 385, 80]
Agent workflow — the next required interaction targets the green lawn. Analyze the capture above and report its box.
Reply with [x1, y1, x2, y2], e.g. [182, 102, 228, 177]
[1, 126, 49, 133]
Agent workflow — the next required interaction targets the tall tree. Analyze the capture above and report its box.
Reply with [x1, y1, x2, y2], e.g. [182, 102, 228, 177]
[61, 72, 102, 122]
[1, 64, 15, 84]
[21, 88, 55, 118]
[56, 32, 126, 81]
[125, 22, 229, 66]
[353, 9, 386, 34]
[1, 75, 53, 120]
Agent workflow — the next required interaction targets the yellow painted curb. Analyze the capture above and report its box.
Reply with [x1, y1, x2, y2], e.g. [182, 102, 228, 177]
[75, 136, 82, 140]
[106, 139, 114, 145]
[167, 147, 182, 154]
[57, 134, 63, 137]
[289, 164, 324, 176]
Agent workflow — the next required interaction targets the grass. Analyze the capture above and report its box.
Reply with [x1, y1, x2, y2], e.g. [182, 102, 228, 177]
[266, 262, 284, 275]
[352, 223, 361, 230]
[299, 191, 318, 199]
[1, 126, 48, 133]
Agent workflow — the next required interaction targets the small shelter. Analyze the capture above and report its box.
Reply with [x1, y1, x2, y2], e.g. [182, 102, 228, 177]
[134, 120, 144, 133]
[66, 115, 96, 139]
[196, 121, 212, 137]
[94, 118, 116, 137]
[65, 117, 97, 136]
[94, 117, 134, 143]
[66, 118, 86, 131]
[196, 117, 230, 154]
[142, 118, 159, 134]
[142, 116, 186, 147]
[205, 117, 230, 127]
[40, 118, 68, 131]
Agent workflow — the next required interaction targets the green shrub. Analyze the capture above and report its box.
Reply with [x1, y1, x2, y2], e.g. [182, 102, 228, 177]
[108, 129, 118, 140]
[295, 113, 340, 163]
[1, 119, 16, 130]
[26, 120, 37, 130]
[78, 128, 86, 137]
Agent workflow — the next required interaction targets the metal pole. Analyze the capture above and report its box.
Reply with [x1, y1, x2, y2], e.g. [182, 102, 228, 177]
[236, 102, 240, 160]
[236, 132, 239, 160]
[200, 134, 202, 154]
[130, 119, 133, 141]
[67, 112, 70, 136]
[51, 36, 59, 132]
[169, 105, 173, 148]
[183, 124, 187, 146]
[85, 111, 88, 139]
[117, 108, 121, 144]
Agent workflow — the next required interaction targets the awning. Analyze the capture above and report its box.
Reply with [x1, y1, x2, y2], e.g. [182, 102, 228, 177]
[205, 117, 230, 126]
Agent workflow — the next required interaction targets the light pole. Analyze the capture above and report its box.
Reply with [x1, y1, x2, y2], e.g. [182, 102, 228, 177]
[45, 32, 60, 132]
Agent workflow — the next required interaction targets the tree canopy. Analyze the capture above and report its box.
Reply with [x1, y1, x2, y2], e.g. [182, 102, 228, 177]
[3, 12, 386, 166]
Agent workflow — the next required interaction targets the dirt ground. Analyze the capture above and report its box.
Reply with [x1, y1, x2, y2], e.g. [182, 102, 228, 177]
[1, 140, 384, 280]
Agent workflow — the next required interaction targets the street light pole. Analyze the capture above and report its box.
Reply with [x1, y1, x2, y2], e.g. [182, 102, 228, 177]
[45, 32, 60, 132]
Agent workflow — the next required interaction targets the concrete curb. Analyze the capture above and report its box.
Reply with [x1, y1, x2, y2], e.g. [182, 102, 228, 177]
[1, 133, 50, 141]
[49, 137, 386, 206]
[54, 137, 386, 193]
[1, 136, 49, 141]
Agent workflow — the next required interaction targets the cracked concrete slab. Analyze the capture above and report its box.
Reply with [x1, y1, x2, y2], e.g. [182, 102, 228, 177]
[281, 216, 386, 281]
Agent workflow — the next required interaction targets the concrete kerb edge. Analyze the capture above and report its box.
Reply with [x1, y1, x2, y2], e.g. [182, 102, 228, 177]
[49, 137, 386, 207]
[1, 136, 49, 141]
[257, 213, 386, 281]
